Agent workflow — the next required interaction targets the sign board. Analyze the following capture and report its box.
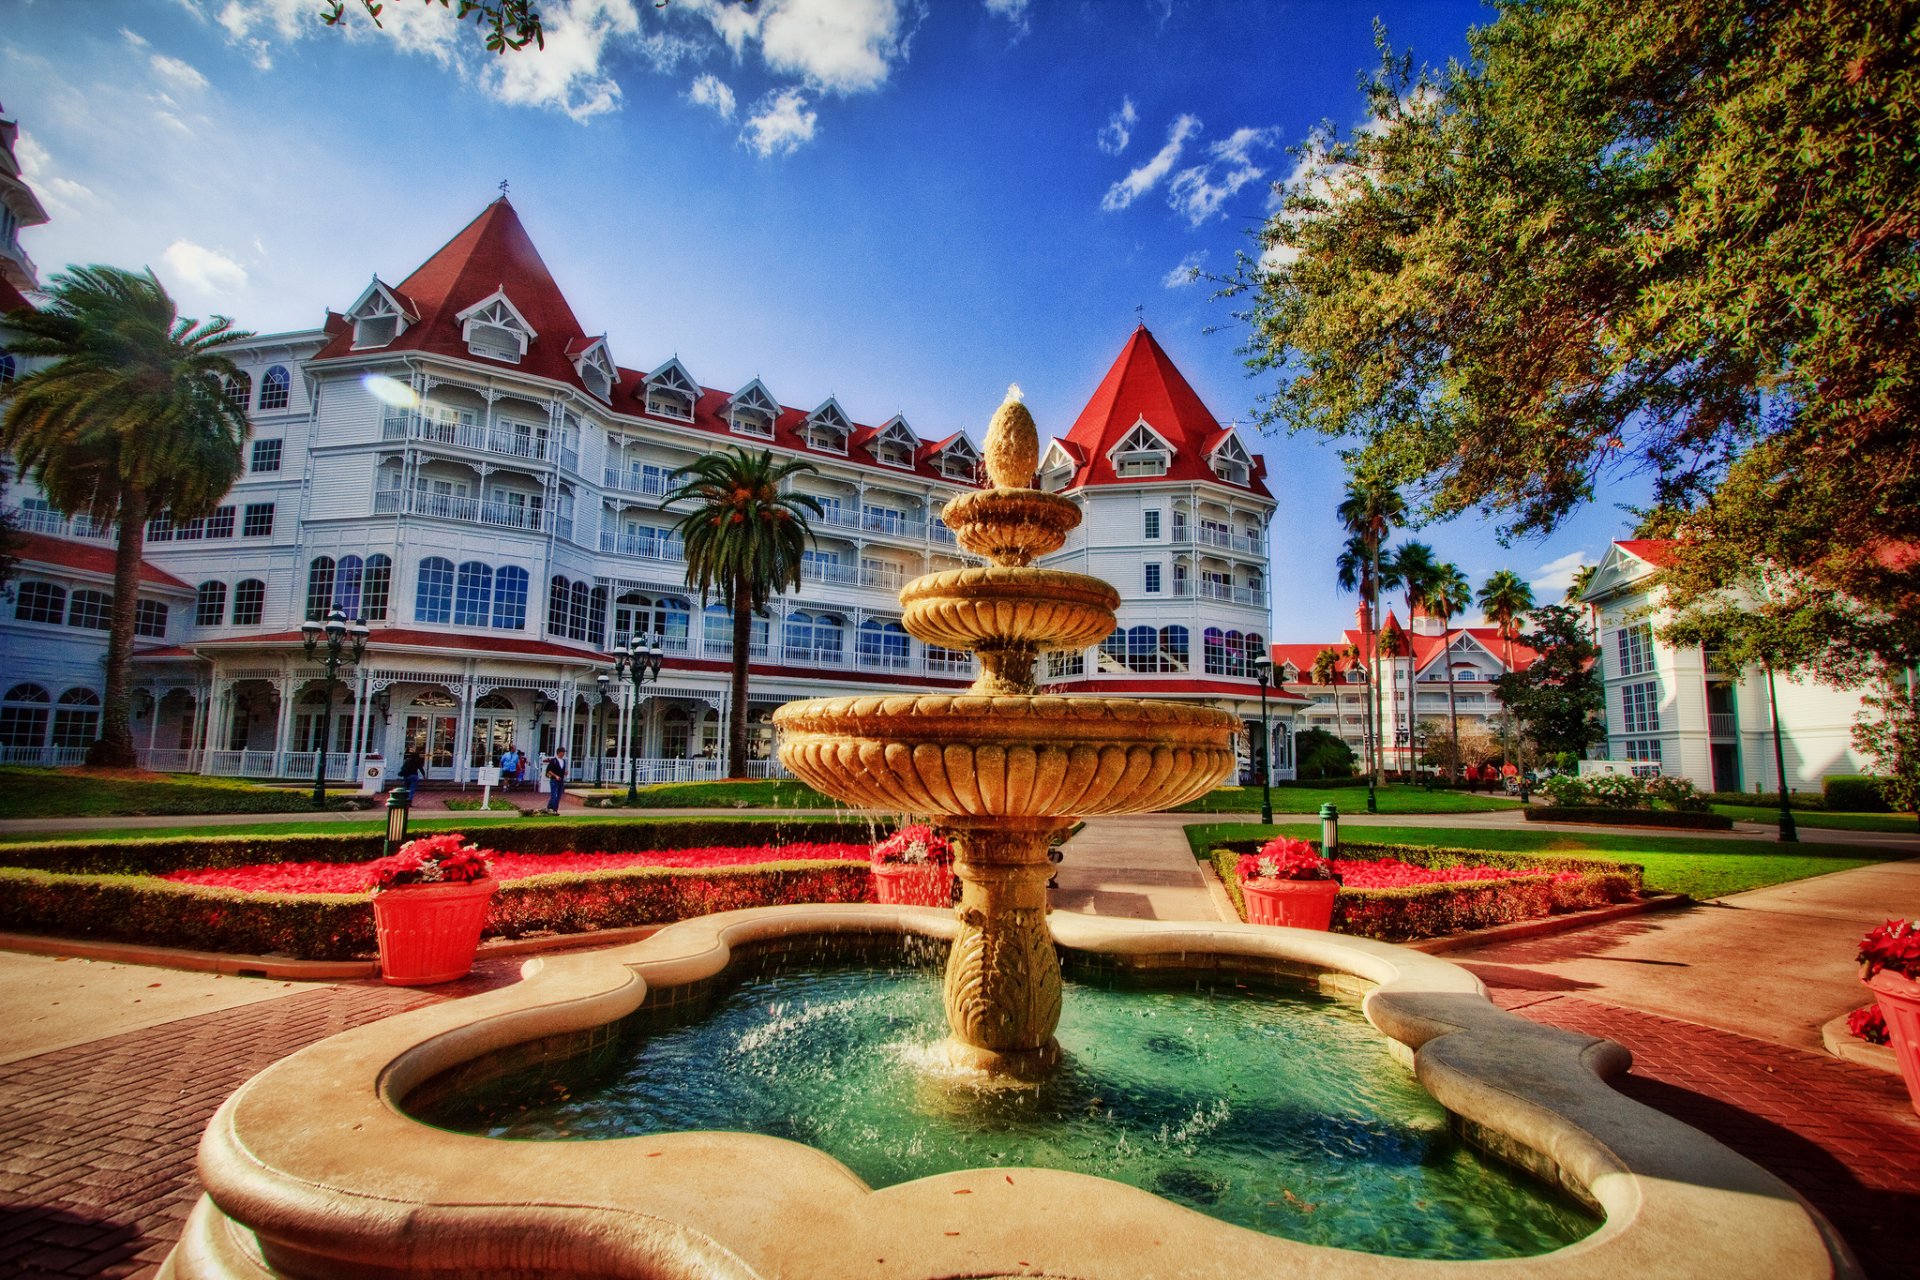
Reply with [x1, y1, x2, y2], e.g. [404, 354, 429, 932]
[476, 766, 502, 787]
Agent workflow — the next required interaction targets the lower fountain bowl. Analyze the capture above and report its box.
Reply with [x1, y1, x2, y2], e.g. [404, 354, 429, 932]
[773, 692, 1239, 818]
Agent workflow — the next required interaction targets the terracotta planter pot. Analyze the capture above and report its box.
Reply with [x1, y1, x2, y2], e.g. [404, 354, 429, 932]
[871, 861, 954, 908]
[1865, 969, 1920, 1116]
[1242, 877, 1341, 930]
[372, 878, 498, 986]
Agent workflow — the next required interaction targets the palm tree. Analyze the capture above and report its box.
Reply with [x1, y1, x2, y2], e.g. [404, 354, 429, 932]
[1477, 568, 1536, 769]
[1426, 562, 1472, 781]
[1333, 530, 1380, 782]
[1336, 476, 1403, 786]
[1382, 541, 1439, 777]
[666, 447, 822, 778]
[0, 266, 251, 767]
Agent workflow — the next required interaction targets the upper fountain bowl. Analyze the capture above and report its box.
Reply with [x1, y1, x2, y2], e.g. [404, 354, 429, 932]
[774, 693, 1239, 822]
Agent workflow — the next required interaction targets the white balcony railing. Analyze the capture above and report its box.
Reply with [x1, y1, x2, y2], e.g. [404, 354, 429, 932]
[0, 744, 91, 767]
[603, 467, 672, 498]
[600, 530, 686, 563]
[1175, 579, 1266, 606]
[374, 488, 555, 534]
[14, 507, 114, 541]
[1709, 713, 1737, 738]
[383, 412, 558, 464]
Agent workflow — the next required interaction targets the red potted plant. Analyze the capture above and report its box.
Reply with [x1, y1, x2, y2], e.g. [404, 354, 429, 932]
[1858, 918, 1920, 1114]
[1238, 837, 1343, 930]
[368, 834, 498, 986]
[871, 824, 956, 908]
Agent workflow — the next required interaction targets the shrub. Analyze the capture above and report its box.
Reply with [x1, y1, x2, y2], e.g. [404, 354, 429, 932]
[1524, 806, 1733, 830]
[1823, 775, 1892, 813]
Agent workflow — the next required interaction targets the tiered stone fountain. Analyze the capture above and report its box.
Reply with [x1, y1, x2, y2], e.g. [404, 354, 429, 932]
[774, 388, 1240, 1075]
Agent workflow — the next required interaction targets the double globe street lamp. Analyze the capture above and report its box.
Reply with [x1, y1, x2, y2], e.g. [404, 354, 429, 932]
[1251, 654, 1275, 825]
[300, 607, 370, 809]
[607, 632, 665, 805]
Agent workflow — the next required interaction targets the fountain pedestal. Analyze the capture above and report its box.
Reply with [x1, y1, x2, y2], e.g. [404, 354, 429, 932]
[941, 820, 1070, 1073]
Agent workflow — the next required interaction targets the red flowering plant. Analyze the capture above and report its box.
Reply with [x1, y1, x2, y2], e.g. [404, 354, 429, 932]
[1857, 918, 1920, 982]
[872, 824, 954, 867]
[365, 833, 495, 892]
[1236, 836, 1341, 884]
[1847, 1004, 1890, 1046]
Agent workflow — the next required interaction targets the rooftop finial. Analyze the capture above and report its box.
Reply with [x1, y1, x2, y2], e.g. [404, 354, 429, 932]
[498, 178, 510, 198]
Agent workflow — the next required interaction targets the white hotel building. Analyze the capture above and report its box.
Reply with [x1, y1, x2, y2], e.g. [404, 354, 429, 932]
[1, 183, 1295, 786]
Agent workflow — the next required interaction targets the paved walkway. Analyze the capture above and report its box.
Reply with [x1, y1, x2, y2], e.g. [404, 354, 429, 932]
[2, 813, 1917, 1278]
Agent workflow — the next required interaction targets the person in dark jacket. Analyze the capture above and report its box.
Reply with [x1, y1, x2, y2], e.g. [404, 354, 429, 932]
[545, 748, 568, 812]
[399, 746, 426, 804]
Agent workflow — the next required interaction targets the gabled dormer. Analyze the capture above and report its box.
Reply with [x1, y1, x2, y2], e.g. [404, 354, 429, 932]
[726, 379, 778, 439]
[644, 357, 698, 421]
[569, 337, 617, 402]
[931, 433, 982, 483]
[345, 278, 415, 350]
[1208, 431, 1253, 486]
[1037, 440, 1079, 492]
[1109, 418, 1173, 479]
[455, 288, 537, 364]
[802, 398, 851, 454]
[1278, 660, 1299, 683]
[869, 415, 918, 468]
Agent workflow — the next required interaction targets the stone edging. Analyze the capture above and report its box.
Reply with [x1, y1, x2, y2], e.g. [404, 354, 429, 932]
[1819, 1010, 1900, 1077]
[162, 905, 1857, 1279]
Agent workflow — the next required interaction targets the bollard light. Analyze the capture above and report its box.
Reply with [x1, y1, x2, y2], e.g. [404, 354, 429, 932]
[1319, 802, 1339, 859]
[383, 787, 412, 857]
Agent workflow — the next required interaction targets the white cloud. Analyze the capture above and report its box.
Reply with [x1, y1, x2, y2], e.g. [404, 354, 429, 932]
[480, 0, 641, 123]
[150, 53, 209, 93]
[688, 72, 736, 119]
[1258, 241, 1300, 272]
[120, 27, 149, 48]
[1163, 252, 1206, 288]
[1096, 97, 1136, 156]
[757, 0, 911, 95]
[161, 240, 249, 301]
[12, 131, 98, 218]
[1530, 550, 1599, 596]
[1167, 125, 1278, 225]
[1100, 113, 1200, 212]
[984, 0, 1031, 37]
[741, 87, 818, 157]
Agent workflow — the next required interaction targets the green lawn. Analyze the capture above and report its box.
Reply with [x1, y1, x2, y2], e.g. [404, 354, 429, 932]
[0, 768, 337, 820]
[1183, 820, 1912, 901]
[1174, 783, 1519, 815]
[599, 778, 847, 810]
[1710, 804, 1919, 834]
[0, 810, 864, 845]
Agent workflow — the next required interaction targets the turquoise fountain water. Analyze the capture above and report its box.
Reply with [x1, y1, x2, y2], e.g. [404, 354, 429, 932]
[412, 953, 1597, 1260]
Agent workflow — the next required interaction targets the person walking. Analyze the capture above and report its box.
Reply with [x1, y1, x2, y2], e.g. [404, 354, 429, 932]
[399, 745, 425, 805]
[500, 743, 520, 793]
[545, 747, 568, 813]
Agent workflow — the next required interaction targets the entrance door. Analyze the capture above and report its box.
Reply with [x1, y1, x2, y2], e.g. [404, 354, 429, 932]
[404, 714, 459, 774]
[470, 714, 516, 767]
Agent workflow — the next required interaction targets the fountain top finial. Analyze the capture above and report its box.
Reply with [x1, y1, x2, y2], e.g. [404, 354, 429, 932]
[983, 385, 1040, 491]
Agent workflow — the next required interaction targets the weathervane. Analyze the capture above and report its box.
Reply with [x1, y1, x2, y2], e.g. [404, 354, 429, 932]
[498, 179, 510, 197]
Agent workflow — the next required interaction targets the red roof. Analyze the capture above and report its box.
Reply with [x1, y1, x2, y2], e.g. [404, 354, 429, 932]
[15, 532, 192, 591]
[1055, 677, 1308, 703]
[1269, 623, 1540, 682]
[197, 628, 603, 662]
[310, 199, 982, 488]
[0, 277, 32, 316]
[1615, 538, 1678, 568]
[1055, 325, 1271, 497]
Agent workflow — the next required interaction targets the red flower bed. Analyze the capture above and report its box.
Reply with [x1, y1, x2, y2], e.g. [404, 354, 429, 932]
[1329, 856, 1581, 889]
[163, 842, 870, 896]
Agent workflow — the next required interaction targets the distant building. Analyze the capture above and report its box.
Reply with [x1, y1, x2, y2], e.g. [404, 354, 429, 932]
[1580, 539, 1873, 792]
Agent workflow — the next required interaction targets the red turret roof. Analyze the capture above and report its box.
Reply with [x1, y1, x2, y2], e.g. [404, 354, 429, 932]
[1055, 325, 1270, 497]
[1615, 538, 1678, 568]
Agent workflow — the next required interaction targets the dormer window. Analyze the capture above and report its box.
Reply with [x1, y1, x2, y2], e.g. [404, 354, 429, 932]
[803, 399, 850, 454]
[347, 279, 413, 350]
[1111, 420, 1171, 478]
[1037, 440, 1077, 492]
[727, 380, 778, 439]
[571, 339, 617, 403]
[1210, 432, 1253, 486]
[644, 358, 698, 421]
[582, 364, 611, 400]
[456, 291, 535, 365]
[933, 434, 982, 483]
[870, 416, 917, 469]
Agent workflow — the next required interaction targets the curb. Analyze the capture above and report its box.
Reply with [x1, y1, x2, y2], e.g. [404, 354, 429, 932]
[1404, 893, 1691, 954]
[1819, 1010, 1901, 1077]
[0, 924, 664, 983]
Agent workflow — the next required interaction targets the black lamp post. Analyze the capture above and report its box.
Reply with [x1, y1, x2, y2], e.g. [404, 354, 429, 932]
[595, 670, 612, 786]
[1252, 654, 1275, 825]
[609, 632, 665, 805]
[1765, 661, 1798, 843]
[1357, 662, 1378, 814]
[300, 607, 369, 808]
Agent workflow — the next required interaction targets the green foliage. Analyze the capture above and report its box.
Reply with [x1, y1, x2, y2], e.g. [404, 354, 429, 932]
[442, 797, 521, 811]
[322, 0, 545, 54]
[1852, 673, 1920, 818]
[1292, 727, 1356, 780]
[1822, 774, 1893, 814]
[587, 778, 845, 810]
[1241, 0, 1920, 665]
[1175, 781, 1515, 814]
[1492, 604, 1604, 760]
[1526, 807, 1734, 831]
[0, 769, 336, 819]
[1537, 771, 1710, 812]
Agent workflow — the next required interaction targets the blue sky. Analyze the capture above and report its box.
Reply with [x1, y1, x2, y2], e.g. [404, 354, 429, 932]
[3, 0, 1648, 639]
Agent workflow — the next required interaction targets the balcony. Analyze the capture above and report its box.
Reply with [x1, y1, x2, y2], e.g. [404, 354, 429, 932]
[798, 559, 908, 591]
[862, 509, 929, 540]
[600, 530, 686, 564]
[13, 507, 114, 541]
[373, 488, 561, 536]
[1171, 525, 1264, 556]
[604, 466, 672, 498]
[1175, 579, 1266, 606]
[382, 412, 560, 466]
[1709, 712, 1737, 739]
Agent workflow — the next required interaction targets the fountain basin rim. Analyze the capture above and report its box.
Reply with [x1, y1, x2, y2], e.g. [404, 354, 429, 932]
[773, 692, 1240, 739]
[171, 905, 1855, 1280]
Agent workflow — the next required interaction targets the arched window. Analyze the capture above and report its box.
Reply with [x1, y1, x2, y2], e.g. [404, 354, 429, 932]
[492, 567, 529, 630]
[703, 604, 766, 656]
[453, 561, 493, 626]
[661, 707, 692, 759]
[0, 683, 50, 750]
[588, 585, 608, 647]
[233, 578, 267, 627]
[51, 688, 101, 750]
[857, 618, 909, 668]
[15, 581, 65, 625]
[1203, 627, 1228, 676]
[613, 591, 648, 646]
[223, 371, 252, 411]
[568, 580, 591, 642]
[658, 596, 690, 649]
[195, 580, 227, 627]
[305, 557, 336, 622]
[259, 365, 291, 411]
[1127, 624, 1157, 672]
[548, 576, 571, 636]
[67, 590, 111, 630]
[1223, 630, 1246, 678]
[1244, 633, 1266, 678]
[334, 555, 364, 617]
[784, 611, 815, 656]
[1161, 625, 1190, 670]
[414, 556, 454, 625]
[362, 554, 392, 621]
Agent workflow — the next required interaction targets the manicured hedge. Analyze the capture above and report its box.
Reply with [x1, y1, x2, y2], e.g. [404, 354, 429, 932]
[0, 818, 877, 877]
[1524, 806, 1733, 830]
[0, 861, 874, 961]
[1208, 840, 1642, 942]
[1822, 775, 1892, 813]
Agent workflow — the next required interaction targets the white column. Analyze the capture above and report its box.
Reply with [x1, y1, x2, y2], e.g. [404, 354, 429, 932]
[347, 670, 369, 777]
[454, 678, 477, 785]
[271, 676, 295, 776]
